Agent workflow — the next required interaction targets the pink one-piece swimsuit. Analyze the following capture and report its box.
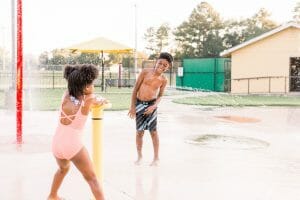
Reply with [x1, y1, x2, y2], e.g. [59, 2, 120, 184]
[52, 92, 91, 160]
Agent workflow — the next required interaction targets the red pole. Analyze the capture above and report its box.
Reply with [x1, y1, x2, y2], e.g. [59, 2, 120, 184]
[16, 0, 23, 144]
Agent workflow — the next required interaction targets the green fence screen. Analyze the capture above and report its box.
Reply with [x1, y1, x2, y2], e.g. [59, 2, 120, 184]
[176, 58, 231, 92]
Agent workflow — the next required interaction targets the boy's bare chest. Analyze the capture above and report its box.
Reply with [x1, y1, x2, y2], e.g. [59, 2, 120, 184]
[143, 75, 163, 88]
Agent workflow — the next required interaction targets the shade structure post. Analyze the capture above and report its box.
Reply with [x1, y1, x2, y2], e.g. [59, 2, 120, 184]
[101, 50, 104, 92]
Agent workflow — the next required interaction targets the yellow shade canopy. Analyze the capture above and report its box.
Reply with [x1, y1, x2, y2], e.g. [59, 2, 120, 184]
[66, 37, 134, 92]
[67, 37, 133, 54]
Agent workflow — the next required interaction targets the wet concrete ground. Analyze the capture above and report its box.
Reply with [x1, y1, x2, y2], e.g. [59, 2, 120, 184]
[1, 93, 300, 199]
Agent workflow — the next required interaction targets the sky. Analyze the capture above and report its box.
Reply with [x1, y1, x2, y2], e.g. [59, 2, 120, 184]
[0, 0, 298, 56]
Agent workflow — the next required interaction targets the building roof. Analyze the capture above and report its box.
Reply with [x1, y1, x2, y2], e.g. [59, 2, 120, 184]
[220, 22, 300, 57]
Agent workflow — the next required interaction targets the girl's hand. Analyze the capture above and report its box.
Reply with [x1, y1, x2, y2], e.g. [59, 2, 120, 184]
[95, 97, 108, 106]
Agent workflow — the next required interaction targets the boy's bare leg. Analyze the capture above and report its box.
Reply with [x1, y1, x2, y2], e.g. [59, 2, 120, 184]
[135, 131, 144, 165]
[150, 131, 159, 166]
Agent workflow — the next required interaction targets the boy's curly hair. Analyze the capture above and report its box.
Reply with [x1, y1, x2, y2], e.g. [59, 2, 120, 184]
[63, 64, 99, 98]
[158, 52, 173, 66]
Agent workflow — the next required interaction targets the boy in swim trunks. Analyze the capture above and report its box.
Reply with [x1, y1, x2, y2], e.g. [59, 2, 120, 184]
[48, 64, 107, 200]
[128, 52, 173, 166]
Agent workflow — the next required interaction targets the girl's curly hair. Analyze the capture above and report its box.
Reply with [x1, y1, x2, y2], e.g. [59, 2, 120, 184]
[63, 64, 99, 98]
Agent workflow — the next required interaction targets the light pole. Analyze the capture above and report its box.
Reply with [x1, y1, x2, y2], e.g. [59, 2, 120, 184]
[11, 0, 16, 83]
[134, 3, 138, 80]
[1, 26, 6, 71]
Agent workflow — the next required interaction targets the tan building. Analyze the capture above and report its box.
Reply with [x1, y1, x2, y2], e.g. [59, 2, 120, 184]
[220, 22, 300, 94]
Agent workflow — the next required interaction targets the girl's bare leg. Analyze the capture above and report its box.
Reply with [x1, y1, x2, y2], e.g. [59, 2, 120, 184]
[48, 158, 70, 199]
[71, 147, 105, 200]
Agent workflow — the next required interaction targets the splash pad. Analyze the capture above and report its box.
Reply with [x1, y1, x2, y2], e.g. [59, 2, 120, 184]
[0, 135, 51, 154]
[186, 134, 269, 150]
[215, 115, 260, 123]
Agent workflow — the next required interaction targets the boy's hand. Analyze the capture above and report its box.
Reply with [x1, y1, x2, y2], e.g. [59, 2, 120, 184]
[128, 108, 136, 119]
[144, 105, 157, 115]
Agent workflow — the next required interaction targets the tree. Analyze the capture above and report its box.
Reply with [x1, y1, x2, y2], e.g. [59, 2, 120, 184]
[38, 51, 49, 65]
[243, 8, 277, 40]
[156, 23, 171, 53]
[49, 55, 66, 65]
[144, 23, 171, 59]
[293, 2, 300, 23]
[106, 53, 123, 65]
[38, 50, 100, 68]
[223, 8, 277, 49]
[144, 27, 157, 56]
[65, 55, 77, 65]
[76, 53, 100, 65]
[222, 20, 246, 49]
[122, 55, 133, 69]
[173, 2, 224, 58]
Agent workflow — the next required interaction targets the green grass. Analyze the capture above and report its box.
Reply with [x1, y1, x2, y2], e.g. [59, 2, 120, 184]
[163, 89, 189, 96]
[31, 89, 64, 111]
[0, 88, 132, 111]
[102, 87, 132, 93]
[98, 92, 131, 111]
[173, 94, 300, 107]
[2, 89, 300, 110]
[0, 86, 186, 111]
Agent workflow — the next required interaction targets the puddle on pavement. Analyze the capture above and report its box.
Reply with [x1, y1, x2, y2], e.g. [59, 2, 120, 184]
[198, 107, 215, 111]
[186, 134, 269, 150]
[0, 135, 51, 154]
[215, 115, 260, 123]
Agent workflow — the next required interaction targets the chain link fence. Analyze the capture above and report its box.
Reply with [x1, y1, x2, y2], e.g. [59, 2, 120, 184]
[0, 61, 182, 91]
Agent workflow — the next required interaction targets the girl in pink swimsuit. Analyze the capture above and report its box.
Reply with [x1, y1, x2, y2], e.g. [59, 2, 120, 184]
[48, 64, 107, 200]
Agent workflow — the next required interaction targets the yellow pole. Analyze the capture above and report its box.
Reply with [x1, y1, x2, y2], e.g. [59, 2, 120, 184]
[91, 103, 111, 182]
